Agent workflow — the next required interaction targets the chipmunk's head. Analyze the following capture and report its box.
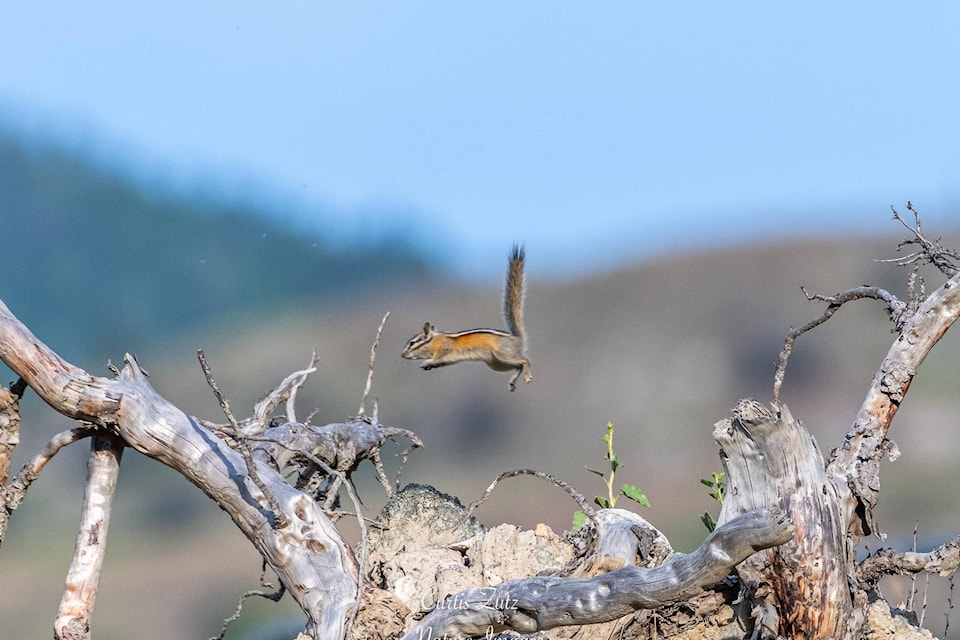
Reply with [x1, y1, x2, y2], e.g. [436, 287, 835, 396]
[401, 322, 436, 359]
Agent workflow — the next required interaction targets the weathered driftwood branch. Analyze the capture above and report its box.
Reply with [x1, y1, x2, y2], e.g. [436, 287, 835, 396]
[0, 298, 358, 639]
[859, 536, 960, 584]
[582, 508, 674, 574]
[400, 507, 793, 640]
[54, 435, 124, 640]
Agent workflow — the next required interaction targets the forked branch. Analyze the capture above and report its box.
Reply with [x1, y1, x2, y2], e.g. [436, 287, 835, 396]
[886, 202, 959, 277]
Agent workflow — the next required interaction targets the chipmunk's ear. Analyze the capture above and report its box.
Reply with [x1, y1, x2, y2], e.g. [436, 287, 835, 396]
[422, 322, 432, 334]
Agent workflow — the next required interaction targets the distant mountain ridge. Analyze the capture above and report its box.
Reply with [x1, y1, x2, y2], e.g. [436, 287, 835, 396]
[0, 133, 433, 363]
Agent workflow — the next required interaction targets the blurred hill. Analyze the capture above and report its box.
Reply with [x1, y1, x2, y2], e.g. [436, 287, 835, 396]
[2, 133, 960, 639]
[0, 133, 434, 364]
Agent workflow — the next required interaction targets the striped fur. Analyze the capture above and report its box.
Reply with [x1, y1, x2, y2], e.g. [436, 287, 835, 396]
[402, 245, 532, 390]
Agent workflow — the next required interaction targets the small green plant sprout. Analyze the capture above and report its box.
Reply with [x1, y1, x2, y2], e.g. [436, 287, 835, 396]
[573, 422, 650, 529]
[699, 470, 726, 532]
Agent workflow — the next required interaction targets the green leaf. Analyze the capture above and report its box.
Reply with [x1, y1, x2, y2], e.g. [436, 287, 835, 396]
[585, 466, 605, 477]
[700, 477, 715, 488]
[620, 484, 650, 507]
[572, 510, 588, 530]
[594, 496, 612, 509]
[701, 511, 717, 532]
[609, 454, 622, 473]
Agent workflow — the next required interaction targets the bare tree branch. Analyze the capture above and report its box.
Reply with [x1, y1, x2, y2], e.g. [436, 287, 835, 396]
[773, 286, 906, 403]
[859, 536, 960, 584]
[358, 312, 390, 418]
[257, 437, 369, 639]
[256, 351, 318, 428]
[54, 434, 124, 640]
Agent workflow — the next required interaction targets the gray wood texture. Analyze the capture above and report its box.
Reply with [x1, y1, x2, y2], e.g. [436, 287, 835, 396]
[401, 507, 792, 639]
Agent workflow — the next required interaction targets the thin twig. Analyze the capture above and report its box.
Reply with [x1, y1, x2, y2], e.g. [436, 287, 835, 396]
[395, 440, 419, 493]
[198, 350, 287, 529]
[885, 203, 960, 278]
[777, 206, 959, 402]
[370, 448, 393, 499]
[210, 583, 286, 640]
[1, 426, 98, 544]
[920, 572, 930, 628]
[285, 350, 317, 425]
[467, 468, 595, 517]
[945, 575, 954, 637]
[197, 350, 239, 425]
[773, 285, 906, 402]
[359, 312, 390, 418]
[909, 521, 920, 612]
[6, 427, 95, 493]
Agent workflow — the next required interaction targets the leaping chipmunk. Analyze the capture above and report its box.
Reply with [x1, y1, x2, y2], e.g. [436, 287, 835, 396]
[401, 244, 532, 391]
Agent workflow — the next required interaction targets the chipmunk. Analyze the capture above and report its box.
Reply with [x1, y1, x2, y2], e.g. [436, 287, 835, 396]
[402, 244, 532, 391]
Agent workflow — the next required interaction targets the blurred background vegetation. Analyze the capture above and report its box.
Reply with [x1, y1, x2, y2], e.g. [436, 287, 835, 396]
[1, 129, 959, 638]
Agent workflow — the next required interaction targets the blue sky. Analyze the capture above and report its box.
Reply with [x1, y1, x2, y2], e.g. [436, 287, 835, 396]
[2, 3, 959, 277]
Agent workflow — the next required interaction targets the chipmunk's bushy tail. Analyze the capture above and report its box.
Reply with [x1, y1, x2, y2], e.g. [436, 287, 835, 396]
[503, 243, 526, 341]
